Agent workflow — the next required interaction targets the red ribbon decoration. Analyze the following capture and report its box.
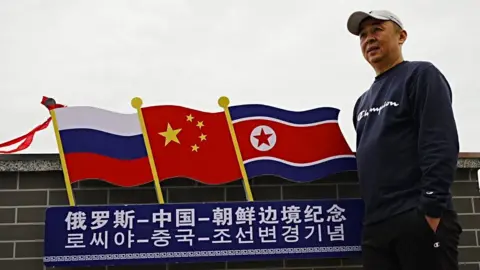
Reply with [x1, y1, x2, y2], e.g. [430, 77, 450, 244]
[0, 96, 66, 154]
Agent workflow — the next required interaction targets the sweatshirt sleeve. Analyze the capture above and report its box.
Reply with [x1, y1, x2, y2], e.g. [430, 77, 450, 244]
[353, 100, 359, 129]
[410, 64, 459, 218]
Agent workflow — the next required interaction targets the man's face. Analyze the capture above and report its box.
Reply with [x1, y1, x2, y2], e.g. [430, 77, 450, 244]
[358, 18, 405, 65]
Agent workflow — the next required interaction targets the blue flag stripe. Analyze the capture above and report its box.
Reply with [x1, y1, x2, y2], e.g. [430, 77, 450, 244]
[60, 129, 147, 160]
[229, 104, 340, 124]
[245, 157, 357, 182]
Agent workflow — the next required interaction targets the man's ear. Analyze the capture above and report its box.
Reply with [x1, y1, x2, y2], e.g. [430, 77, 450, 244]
[399, 29, 408, 45]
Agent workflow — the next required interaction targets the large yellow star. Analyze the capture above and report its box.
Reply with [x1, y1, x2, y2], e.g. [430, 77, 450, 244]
[159, 123, 182, 146]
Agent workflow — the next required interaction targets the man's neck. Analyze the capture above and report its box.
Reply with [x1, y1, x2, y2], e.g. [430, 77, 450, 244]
[373, 56, 404, 76]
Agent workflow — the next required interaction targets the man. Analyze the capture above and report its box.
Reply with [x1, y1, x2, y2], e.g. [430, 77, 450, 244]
[347, 10, 462, 270]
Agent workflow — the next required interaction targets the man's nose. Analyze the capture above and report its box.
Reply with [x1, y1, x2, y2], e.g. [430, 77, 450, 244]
[366, 35, 376, 44]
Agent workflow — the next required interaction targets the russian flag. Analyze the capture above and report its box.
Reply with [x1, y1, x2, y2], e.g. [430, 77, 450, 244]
[55, 106, 153, 187]
[230, 104, 357, 182]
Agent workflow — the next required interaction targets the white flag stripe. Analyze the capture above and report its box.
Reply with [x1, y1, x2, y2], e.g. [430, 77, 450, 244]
[232, 116, 337, 127]
[54, 106, 142, 136]
[244, 154, 356, 166]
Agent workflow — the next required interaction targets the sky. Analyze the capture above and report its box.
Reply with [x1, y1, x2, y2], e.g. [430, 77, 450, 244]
[0, 0, 479, 154]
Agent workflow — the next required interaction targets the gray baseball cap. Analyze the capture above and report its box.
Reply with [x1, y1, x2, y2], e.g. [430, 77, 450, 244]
[347, 10, 404, 36]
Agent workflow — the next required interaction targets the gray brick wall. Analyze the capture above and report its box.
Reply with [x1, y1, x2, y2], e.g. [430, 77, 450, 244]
[0, 166, 479, 270]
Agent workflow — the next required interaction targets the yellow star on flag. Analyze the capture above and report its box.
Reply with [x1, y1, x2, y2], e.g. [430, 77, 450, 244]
[199, 133, 207, 141]
[196, 121, 204, 129]
[159, 123, 182, 146]
[191, 144, 199, 152]
[186, 114, 194, 122]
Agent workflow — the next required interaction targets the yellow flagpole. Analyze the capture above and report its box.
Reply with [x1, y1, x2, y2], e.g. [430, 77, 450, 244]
[218, 96, 254, 202]
[49, 108, 76, 206]
[131, 97, 165, 204]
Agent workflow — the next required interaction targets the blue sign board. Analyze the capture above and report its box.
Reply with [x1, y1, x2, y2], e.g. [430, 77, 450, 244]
[43, 199, 364, 267]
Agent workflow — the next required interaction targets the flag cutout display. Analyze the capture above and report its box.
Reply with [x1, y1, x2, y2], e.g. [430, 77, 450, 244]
[49, 96, 356, 205]
[54, 106, 152, 187]
[141, 104, 242, 185]
[230, 104, 356, 182]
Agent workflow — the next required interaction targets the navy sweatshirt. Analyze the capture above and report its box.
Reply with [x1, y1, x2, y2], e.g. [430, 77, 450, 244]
[353, 61, 459, 225]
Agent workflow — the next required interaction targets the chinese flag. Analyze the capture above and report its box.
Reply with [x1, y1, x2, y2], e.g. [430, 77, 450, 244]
[141, 105, 242, 184]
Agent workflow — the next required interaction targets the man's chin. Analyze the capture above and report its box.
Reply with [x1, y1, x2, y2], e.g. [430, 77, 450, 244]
[368, 56, 383, 64]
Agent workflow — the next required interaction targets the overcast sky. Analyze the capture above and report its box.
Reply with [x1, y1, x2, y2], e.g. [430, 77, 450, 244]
[1, 0, 478, 154]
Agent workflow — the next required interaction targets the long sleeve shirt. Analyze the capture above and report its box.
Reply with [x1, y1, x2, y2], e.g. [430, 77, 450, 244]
[353, 60, 459, 225]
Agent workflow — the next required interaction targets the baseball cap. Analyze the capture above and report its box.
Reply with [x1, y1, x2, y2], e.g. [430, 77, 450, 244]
[347, 10, 404, 36]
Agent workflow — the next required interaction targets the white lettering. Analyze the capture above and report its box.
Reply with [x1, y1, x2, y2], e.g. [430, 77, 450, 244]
[212, 228, 232, 244]
[90, 231, 108, 249]
[212, 207, 233, 226]
[152, 209, 171, 228]
[327, 224, 345, 241]
[65, 233, 86, 248]
[258, 206, 278, 224]
[176, 209, 195, 227]
[357, 110, 369, 122]
[356, 100, 399, 122]
[114, 231, 135, 248]
[151, 229, 171, 247]
[198, 237, 210, 241]
[326, 204, 346, 222]
[304, 205, 324, 223]
[281, 205, 302, 224]
[235, 227, 254, 244]
[137, 219, 149, 223]
[235, 207, 256, 225]
[65, 211, 87, 231]
[91, 211, 109, 230]
[282, 225, 299, 243]
[305, 224, 322, 242]
[175, 229, 195, 246]
[113, 210, 135, 230]
[258, 227, 276, 243]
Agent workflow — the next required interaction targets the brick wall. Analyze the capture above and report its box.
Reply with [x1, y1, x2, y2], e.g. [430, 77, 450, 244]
[0, 163, 479, 270]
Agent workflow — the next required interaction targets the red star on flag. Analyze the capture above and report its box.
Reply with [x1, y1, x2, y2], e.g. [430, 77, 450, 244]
[254, 128, 272, 147]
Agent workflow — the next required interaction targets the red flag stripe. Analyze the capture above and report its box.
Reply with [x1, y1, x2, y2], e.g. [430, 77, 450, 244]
[235, 120, 353, 163]
[65, 153, 153, 187]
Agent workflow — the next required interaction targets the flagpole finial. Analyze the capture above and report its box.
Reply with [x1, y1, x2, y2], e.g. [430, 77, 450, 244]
[218, 96, 230, 108]
[131, 97, 143, 109]
[41, 96, 65, 110]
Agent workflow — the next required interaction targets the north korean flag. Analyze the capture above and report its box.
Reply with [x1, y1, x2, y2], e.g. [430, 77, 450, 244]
[230, 104, 357, 182]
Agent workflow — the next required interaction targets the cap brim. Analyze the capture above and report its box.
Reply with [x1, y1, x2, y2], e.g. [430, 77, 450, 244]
[347, 11, 389, 36]
[347, 11, 371, 36]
